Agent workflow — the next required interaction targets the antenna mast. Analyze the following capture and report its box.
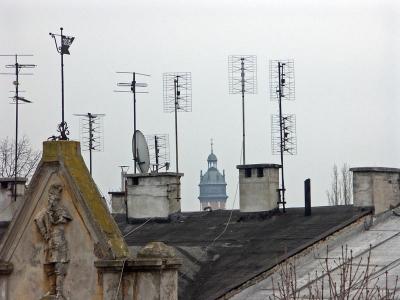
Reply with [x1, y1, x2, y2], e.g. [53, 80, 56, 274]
[228, 55, 257, 164]
[74, 113, 105, 175]
[163, 72, 192, 173]
[114, 71, 150, 173]
[269, 59, 297, 212]
[49, 27, 75, 140]
[0, 54, 35, 202]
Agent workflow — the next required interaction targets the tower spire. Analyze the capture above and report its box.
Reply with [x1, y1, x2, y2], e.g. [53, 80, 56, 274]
[210, 138, 214, 153]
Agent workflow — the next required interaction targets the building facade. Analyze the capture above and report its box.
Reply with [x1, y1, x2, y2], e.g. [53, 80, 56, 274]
[198, 144, 228, 210]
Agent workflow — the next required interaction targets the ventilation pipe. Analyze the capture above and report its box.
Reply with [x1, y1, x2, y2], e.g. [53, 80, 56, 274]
[304, 178, 311, 216]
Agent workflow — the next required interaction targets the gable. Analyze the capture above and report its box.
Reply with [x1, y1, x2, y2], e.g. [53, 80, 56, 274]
[0, 141, 129, 262]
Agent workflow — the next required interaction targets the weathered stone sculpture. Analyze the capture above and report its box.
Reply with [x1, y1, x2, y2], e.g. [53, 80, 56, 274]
[35, 184, 72, 300]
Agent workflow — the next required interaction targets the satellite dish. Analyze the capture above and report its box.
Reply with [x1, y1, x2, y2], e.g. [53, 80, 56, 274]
[132, 130, 150, 173]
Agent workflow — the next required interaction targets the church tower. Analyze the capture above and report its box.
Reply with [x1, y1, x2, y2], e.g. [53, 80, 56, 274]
[198, 141, 228, 210]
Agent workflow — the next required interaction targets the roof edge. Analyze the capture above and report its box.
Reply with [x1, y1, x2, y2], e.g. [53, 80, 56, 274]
[236, 164, 281, 169]
[218, 208, 373, 299]
[350, 167, 400, 173]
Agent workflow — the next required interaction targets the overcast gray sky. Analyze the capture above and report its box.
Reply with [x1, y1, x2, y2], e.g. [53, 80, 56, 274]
[1, 0, 399, 211]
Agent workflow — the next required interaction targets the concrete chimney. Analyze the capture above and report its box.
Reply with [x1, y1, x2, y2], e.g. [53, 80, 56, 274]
[108, 191, 126, 215]
[237, 164, 280, 213]
[125, 172, 183, 220]
[351, 167, 400, 215]
[0, 177, 27, 224]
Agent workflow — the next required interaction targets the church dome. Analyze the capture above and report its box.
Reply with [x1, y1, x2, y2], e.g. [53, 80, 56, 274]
[207, 152, 217, 162]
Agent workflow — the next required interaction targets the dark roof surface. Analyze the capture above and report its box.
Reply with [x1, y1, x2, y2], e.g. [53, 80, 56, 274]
[115, 206, 371, 300]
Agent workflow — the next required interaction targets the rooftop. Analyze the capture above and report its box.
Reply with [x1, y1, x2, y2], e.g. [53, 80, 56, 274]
[114, 205, 371, 300]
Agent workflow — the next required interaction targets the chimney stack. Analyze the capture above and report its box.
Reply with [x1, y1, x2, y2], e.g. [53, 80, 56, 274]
[237, 164, 280, 213]
[0, 177, 27, 224]
[351, 167, 400, 214]
[125, 172, 183, 221]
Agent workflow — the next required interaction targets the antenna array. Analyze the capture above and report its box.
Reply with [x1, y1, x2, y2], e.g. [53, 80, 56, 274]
[0, 54, 36, 202]
[74, 113, 105, 175]
[163, 72, 192, 173]
[271, 114, 297, 155]
[163, 72, 192, 113]
[228, 55, 257, 164]
[269, 59, 297, 212]
[145, 134, 170, 172]
[228, 55, 257, 94]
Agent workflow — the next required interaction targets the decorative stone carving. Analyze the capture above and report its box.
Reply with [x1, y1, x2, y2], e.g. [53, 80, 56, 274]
[34, 184, 72, 300]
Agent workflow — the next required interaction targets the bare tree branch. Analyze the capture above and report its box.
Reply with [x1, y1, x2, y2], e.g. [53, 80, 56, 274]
[0, 136, 41, 180]
[270, 246, 398, 299]
[327, 163, 353, 205]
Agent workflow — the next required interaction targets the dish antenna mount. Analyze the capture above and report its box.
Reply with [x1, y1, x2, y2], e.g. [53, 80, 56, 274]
[132, 130, 150, 173]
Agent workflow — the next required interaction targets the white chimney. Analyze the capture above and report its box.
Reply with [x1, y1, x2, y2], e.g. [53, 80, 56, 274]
[351, 167, 400, 214]
[125, 172, 183, 220]
[237, 164, 280, 213]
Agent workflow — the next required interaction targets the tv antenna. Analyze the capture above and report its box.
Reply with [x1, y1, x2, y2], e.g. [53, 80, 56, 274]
[145, 134, 170, 172]
[73, 113, 105, 175]
[269, 59, 297, 213]
[163, 72, 192, 173]
[228, 55, 257, 165]
[0, 54, 36, 202]
[114, 71, 150, 173]
[132, 130, 150, 173]
[49, 27, 75, 140]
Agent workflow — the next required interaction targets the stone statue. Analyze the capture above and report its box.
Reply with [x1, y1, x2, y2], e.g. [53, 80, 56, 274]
[35, 184, 72, 300]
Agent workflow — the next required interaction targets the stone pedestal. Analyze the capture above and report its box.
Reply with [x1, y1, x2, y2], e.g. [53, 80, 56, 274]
[237, 164, 280, 213]
[95, 242, 181, 300]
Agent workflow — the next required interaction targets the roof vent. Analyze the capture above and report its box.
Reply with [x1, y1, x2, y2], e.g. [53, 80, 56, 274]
[304, 178, 311, 216]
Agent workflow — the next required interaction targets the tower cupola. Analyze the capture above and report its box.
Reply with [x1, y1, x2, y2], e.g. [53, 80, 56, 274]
[198, 140, 228, 210]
